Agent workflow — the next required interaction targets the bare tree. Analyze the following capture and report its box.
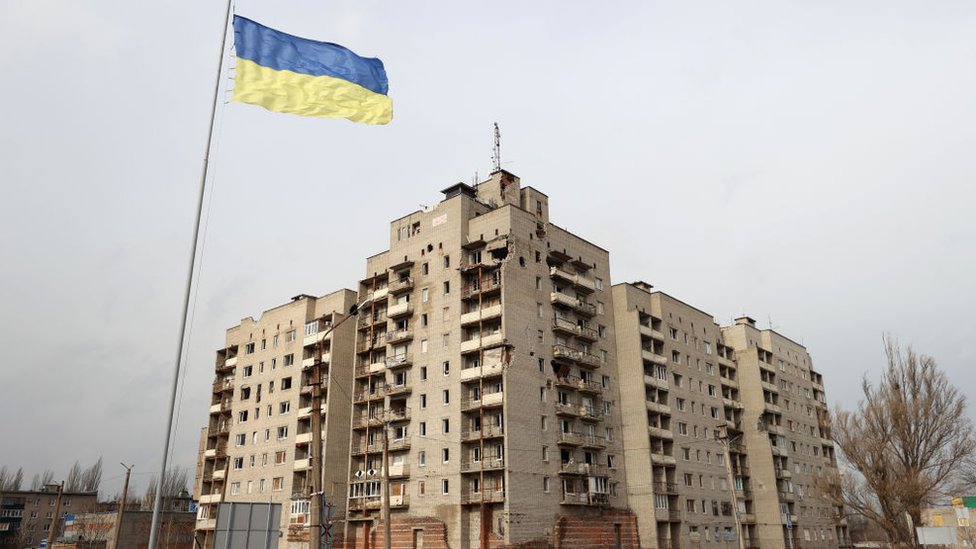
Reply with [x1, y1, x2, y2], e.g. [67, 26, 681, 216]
[39, 469, 55, 487]
[143, 468, 189, 509]
[0, 466, 24, 490]
[80, 457, 103, 493]
[65, 461, 84, 491]
[820, 339, 976, 548]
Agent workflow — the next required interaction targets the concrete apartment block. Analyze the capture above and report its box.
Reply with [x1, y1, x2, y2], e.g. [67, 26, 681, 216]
[344, 171, 635, 549]
[192, 169, 848, 549]
[722, 317, 848, 549]
[195, 289, 359, 549]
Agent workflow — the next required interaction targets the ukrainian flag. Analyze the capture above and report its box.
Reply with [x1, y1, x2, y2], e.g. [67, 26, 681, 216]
[232, 16, 392, 125]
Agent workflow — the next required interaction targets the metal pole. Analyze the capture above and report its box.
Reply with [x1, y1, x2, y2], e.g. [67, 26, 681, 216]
[111, 464, 133, 549]
[719, 427, 746, 549]
[382, 417, 391, 549]
[46, 481, 65, 547]
[148, 1, 233, 548]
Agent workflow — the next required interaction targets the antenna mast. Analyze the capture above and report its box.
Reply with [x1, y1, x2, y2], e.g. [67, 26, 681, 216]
[491, 122, 501, 173]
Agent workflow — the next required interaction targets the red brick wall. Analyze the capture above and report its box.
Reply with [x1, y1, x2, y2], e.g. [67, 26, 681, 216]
[554, 510, 641, 549]
[338, 517, 450, 549]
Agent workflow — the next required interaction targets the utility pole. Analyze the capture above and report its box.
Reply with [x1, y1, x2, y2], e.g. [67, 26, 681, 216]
[111, 464, 134, 549]
[381, 415, 392, 549]
[309, 300, 367, 549]
[718, 426, 746, 549]
[46, 481, 65, 547]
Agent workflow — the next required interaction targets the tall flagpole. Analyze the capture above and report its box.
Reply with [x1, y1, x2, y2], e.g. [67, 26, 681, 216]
[148, 1, 234, 548]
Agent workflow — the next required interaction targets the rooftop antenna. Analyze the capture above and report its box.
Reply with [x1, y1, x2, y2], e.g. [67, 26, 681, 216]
[491, 122, 501, 173]
[768, 314, 778, 331]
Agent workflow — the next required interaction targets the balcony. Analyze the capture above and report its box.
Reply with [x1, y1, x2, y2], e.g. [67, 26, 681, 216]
[557, 431, 584, 446]
[460, 360, 504, 380]
[353, 390, 384, 404]
[555, 402, 580, 417]
[460, 457, 505, 472]
[388, 463, 410, 478]
[764, 401, 782, 414]
[460, 332, 504, 354]
[549, 266, 596, 294]
[579, 407, 604, 422]
[761, 381, 780, 394]
[294, 458, 310, 470]
[388, 437, 411, 451]
[295, 432, 315, 445]
[462, 392, 504, 411]
[648, 426, 674, 440]
[655, 508, 682, 522]
[212, 469, 225, 480]
[560, 492, 607, 506]
[388, 277, 414, 294]
[653, 481, 678, 495]
[460, 304, 503, 326]
[366, 286, 389, 303]
[358, 313, 386, 329]
[199, 493, 222, 504]
[385, 353, 412, 368]
[384, 383, 412, 398]
[644, 374, 669, 391]
[577, 352, 602, 369]
[581, 435, 606, 449]
[558, 462, 605, 476]
[552, 317, 578, 336]
[461, 424, 505, 441]
[779, 491, 796, 503]
[553, 343, 580, 362]
[461, 277, 502, 299]
[639, 324, 665, 341]
[196, 518, 216, 530]
[641, 349, 667, 366]
[646, 401, 671, 415]
[212, 379, 234, 394]
[387, 301, 413, 318]
[356, 337, 382, 354]
[650, 453, 676, 466]
[576, 378, 603, 394]
[462, 490, 505, 505]
[549, 292, 597, 316]
[386, 328, 413, 345]
[723, 397, 743, 410]
[302, 352, 331, 369]
[351, 442, 382, 455]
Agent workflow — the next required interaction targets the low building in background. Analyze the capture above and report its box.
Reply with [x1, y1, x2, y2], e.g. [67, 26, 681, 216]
[56, 510, 195, 549]
[0, 485, 98, 549]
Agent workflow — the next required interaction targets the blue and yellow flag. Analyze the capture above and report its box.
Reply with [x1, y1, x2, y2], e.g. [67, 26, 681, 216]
[232, 16, 392, 125]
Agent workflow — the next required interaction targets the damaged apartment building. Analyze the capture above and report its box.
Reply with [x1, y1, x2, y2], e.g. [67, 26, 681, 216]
[194, 170, 850, 549]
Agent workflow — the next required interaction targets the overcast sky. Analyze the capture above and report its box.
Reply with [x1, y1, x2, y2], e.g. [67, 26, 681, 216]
[2, 0, 974, 497]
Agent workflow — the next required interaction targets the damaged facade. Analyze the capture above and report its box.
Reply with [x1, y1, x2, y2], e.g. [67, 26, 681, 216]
[194, 170, 848, 549]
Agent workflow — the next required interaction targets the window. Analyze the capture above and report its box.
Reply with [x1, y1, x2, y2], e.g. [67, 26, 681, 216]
[536, 276, 542, 289]
[231, 482, 241, 495]
[286, 329, 296, 342]
[607, 454, 617, 468]
[443, 281, 450, 294]
[708, 384, 717, 396]
[442, 419, 450, 433]
[598, 325, 607, 338]
[419, 422, 427, 436]
[422, 262, 429, 275]
[444, 255, 450, 268]
[443, 389, 450, 404]
[242, 365, 253, 377]
[543, 477, 550, 493]
[418, 451, 426, 466]
[275, 450, 287, 464]
[678, 422, 688, 435]
[304, 321, 319, 337]
[279, 401, 291, 414]
[442, 479, 450, 494]
[669, 328, 678, 340]
[672, 350, 681, 363]
[704, 341, 712, 355]
[420, 366, 428, 380]
[272, 477, 284, 491]
[273, 335, 278, 347]
[281, 377, 293, 390]
[541, 416, 548, 431]
[443, 361, 450, 376]
[277, 426, 289, 439]
[673, 373, 683, 387]
[420, 394, 427, 408]
[245, 342, 255, 354]
[681, 447, 691, 460]
[283, 354, 294, 366]
[241, 386, 251, 400]
[233, 457, 244, 470]
[235, 434, 246, 446]
[421, 339, 428, 353]
[238, 410, 248, 423]
[442, 448, 450, 463]
[595, 277, 604, 290]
